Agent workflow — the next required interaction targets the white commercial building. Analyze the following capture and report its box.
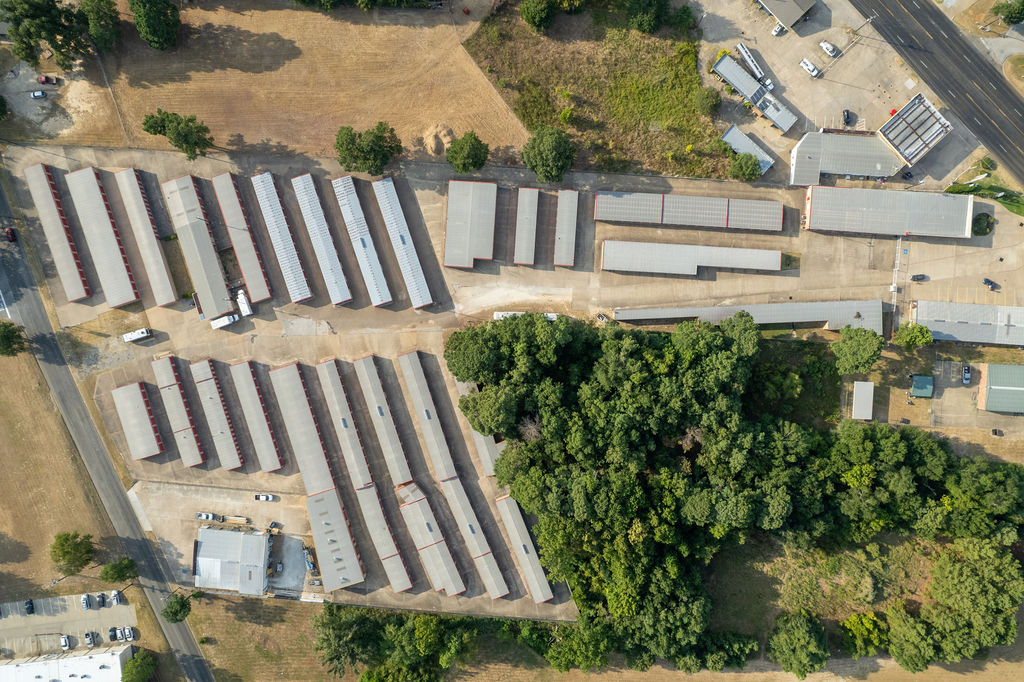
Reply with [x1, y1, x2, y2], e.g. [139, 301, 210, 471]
[372, 178, 432, 308]
[0, 645, 135, 682]
[291, 173, 351, 305]
[193, 527, 270, 596]
[444, 180, 497, 268]
[331, 176, 392, 307]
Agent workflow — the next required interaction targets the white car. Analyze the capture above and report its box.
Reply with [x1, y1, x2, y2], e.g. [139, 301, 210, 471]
[254, 493, 275, 502]
[111, 590, 123, 606]
[84, 632, 95, 647]
[124, 626, 134, 642]
[196, 512, 216, 521]
[60, 634, 71, 650]
[819, 40, 839, 57]
[800, 58, 821, 77]
[771, 23, 785, 36]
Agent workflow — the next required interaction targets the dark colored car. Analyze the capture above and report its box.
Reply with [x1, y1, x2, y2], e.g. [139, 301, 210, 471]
[902, 171, 913, 180]
[109, 626, 118, 641]
[96, 592, 106, 608]
[843, 109, 851, 125]
[983, 277, 997, 290]
[910, 274, 926, 282]
[962, 364, 971, 384]
[24, 600, 34, 614]
[36, 75, 53, 84]
[4, 227, 15, 242]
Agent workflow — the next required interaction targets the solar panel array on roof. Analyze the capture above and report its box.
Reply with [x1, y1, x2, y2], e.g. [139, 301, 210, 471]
[372, 178, 432, 308]
[614, 299, 884, 334]
[353, 484, 412, 592]
[553, 190, 578, 267]
[601, 240, 782, 275]
[443, 180, 497, 268]
[397, 352, 457, 481]
[211, 173, 272, 303]
[711, 54, 798, 132]
[440, 478, 508, 599]
[514, 188, 539, 265]
[229, 361, 282, 472]
[806, 186, 973, 238]
[331, 176, 392, 307]
[161, 176, 234, 319]
[251, 172, 311, 303]
[595, 191, 783, 231]
[353, 356, 413, 486]
[115, 169, 176, 307]
[269, 364, 334, 495]
[23, 164, 90, 301]
[291, 174, 351, 305]
[316, 359, 374, 489]
[397, 483, 465, 596]
[495, 495, 553, 604]
[878, 94, 952, 167]
[914, 300, 1024, 346]
[455, 381, 502, 476]
[190, 360, 243, 470]
[111, 382, 163, 460]
[151, 356, 205, 467]
[64, 167, 139, 308]
[307, 489, 364, 592]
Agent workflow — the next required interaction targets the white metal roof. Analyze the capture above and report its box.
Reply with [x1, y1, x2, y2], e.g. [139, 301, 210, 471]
[331, 176, 392, 307]
[397, 483, 465, 596]
[0, 645, 134, 682]
[806, 186, 973, 238]
[194, 527, 269, 595]
[307, 489, 365, 592]
[554, 190, 578, 267]
[354, 484, 412, 592]
[111, 382, 162, 460]
[397, 352, 458, 481]
[161, 176, 234, 318]
[65, 167, 138, 307]
[269, 363, 334, 496]
[596, 191, 782, 231]
[455, 380, 502, 476]
[495, 495, 553, 604]
[291, 174, 351, 305]
[852, 381, 874, 420]
[151, 356, 205, 467]
[914, 300, 1024, 346]
[601, 240, 782, 275]
[878, 94, 952, 166]
[316, 359, 374, 489]
[229, 361, 282, 472]
[615, 299, 884, 334]
[190, 360, 242, 470]
[353, 356, 413, 486]
[114, 169, 176, 306]
[439, 478, 508, 599]
[250, 172, 311, 303]
[789, 132, 904, 186]
[372, 178, 433, 308]
[721, 126, 774, 176]
[513, 188, 539, 265]
[443, 180, 497, 268]
[662, 194, 729, 228]
[211, 173, 272, 302]
[23, 164, 90, 301]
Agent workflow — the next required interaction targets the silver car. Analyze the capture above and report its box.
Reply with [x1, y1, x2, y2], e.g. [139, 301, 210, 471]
[819, 40, 839, 57]
[800, 59, 821, 77]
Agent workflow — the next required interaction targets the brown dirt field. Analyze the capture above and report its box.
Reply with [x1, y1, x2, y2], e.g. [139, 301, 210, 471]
[954, 0, 1011, 37]
[1004, 54, 1024, 99]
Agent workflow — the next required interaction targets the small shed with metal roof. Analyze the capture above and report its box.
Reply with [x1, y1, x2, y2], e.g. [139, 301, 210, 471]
[978, 364, 1024, 413]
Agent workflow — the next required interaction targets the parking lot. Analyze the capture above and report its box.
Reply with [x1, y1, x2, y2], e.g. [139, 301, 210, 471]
[0, 594, 137, 657]
[931, 359, 1024, 437]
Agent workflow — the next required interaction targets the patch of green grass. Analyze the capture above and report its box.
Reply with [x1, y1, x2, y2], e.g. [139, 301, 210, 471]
[514, 79, 556, 130]
[750, 338, 841, 428]
[705, 536, 781, 639]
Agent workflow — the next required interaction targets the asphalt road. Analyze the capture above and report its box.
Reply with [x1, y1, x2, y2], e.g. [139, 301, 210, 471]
[848, 0, 1024, 186]
[0, 181, 213, 682]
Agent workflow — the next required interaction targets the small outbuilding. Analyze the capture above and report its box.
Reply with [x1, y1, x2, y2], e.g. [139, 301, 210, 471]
[852, 381, 874, 420]
[978, 363, 1024, 414]
[194, 527, 271, 596]
[911, 375, 934, 398]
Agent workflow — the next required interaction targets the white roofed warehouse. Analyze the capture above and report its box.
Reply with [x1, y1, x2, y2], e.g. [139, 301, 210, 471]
[111, 382, 163, 460]
[444, 180, 497, 268]
[805, 186, 973, 239]
[193, 527, 270, 596]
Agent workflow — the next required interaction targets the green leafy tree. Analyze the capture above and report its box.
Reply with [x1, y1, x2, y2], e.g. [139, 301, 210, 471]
[522, 125, 576, 183]
[729, 152, 761, 181]
[893, 323, 933, 351]
[626, 0, 669, 33]
[49, 531, 94, 575]
[142, 109, 214, 161]
[446, 131, 489, 173]
[80, 0, 120, 52]
[0, 320, 29, 356]
[830, 325, 884, 375]
[121, 648, 159, 682]
[161, 593, 191, 623]
[994, 0, 1024, 24]
[99, 556, 139, 583]
[129, 0, 179, 50]
[520, 0, 556, 31]
[885, 602, 935, 672]
[841, 612, 888, 658]
[0, 0, 91, 69]
[767, 610, 829, 679]
[334, 121, 403, 176]
[693, 86, 721, 116]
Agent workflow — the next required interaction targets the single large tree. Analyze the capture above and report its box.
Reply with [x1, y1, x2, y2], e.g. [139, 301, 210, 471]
[121, 649, 159, 682]
[446, 131, 489, 174]
[99, 556, 139, 583]
[49, 531, 94, 575]
[80, 0, 120, 52]
[142, 109, 214, 161]
[0, 0, 91, 69]
[767, 610, 829, 679]
[830, 325, 884, 375]
[994, 0, 1024, 24]
[161, 593, 191, 623]
[893, 323, 933, 351]
[129, 0, 179, 50]
[522, 125, 576, 183]
[520, 0, 556, 31]
[729, 152, 761, 181]
[335, 122, 403, 176]
[0, 320, 29, 356]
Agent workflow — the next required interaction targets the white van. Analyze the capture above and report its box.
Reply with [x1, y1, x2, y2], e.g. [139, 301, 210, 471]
[121, 328, 152, 343]
[236, 289, 253, 317]
[210, 314, 239, 330]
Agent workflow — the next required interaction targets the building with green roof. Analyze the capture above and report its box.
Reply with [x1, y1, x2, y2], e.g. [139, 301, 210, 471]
[978, 364, 1024, 414]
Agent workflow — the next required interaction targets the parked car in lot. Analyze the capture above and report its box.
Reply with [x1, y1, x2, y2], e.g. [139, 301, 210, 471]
[819, 40, 839, 57]
[111, 589, 123, 606]
[910, 274, 927, 282]
[36, 75, 54, 84]
[109, 626, 118, 641]
[30, 90, 46, 99]
[196, 512, 219, 521]
[84, 631, 95, 647]
[771, 22, 785, 36]
[96, 592, 106, 608]
[842, 109, 852, 125]
[254, 493, 275, 501]
[983, 277, 998, 290]
[902, 171, 913, 180]
[962, 364, 971, 384]
[124, 626, 134, 641]
[81, 593, 91, 610]
[116, 628, 125, 642]
[800, 58, 820, 77]
[60, 634, 70, 650]
[24, 600, 33, 614]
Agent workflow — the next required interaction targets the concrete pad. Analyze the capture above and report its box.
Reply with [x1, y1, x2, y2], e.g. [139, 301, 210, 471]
[0, 595, 136, 656]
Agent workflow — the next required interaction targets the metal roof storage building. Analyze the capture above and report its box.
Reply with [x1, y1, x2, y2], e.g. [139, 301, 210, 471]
[721, 126, 774, 176]
[251, 172, 312, 303]
[269, 363, 334, 495]
[601, 240, 782, 276]
[455, 381, 504, 477]
[615, 299, 884, 334]
[152, 356, 205, 467]
[789, 132, 905, 186]
[759, 0, 816, 27]
[291, 174, 351, 305]
[595, 191, 783, 231]
[712, 54, 797, 133]
[211, 173, 272, 303]
[514, 188, 539, 265]
[397, 351, 458, 481]
[306, 488, 365, 592]
[0, 644, 136, 681]
[353, 356, 413, 486]
[65, 167, 139, 308]
[594, 191, 663, 224]
[353, 485, 413, 592]
[161, 176, 235, 319]
[372, 178, 433, 308]
[115, 169, 176, 307]
[331, 176, 392, 307]
[229, 361, 282, 472]
[914, 300, 1024, 346]
[805, 186, 973, 239]
[496, 495, 554, 604]
[397, 483, 465, 596]
[111, 382, 163, 460]
[190, 360, 242, 471]
[878, 94, 952, 166]
[23, 164, 90, 301]
[978, 364, 1024, 413]
[852, 381, 874, 420]
[444, 180, 497, 268]
[193, 527, 270, 595]
[553, 190, 578, 267]
[440, 477, 508, 599]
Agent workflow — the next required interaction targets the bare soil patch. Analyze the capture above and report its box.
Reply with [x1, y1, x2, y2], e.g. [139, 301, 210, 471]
[1004, 54, 1024, 98]
[954, 0, 1011, 37]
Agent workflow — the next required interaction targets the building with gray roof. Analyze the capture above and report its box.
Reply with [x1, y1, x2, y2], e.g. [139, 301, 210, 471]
[229, 361, 282, 472]
[316, 359, 374, 489]
[354, 484, 412, 592]
[115, 169, 176, 307]
[601, 240, 782, 276]
[152, 356, 205, 467]
[615, 299, 883, 333]
[251, 172, 311, 303]
[789, 132, 905, 186]
[193, 527, 270, 596]
[514, 188, 539, 265]
[24, 164, 90, 302]
[444, 180, 497, 269]
[307, 489, 364, 592]
[554, 190, 579, 267]
[914, 300, 1024, 346]
[190, 360, 242, 471]
[722, 126, 774, 176]
[496, 495, 553, 604]
[805, 186, 973, 239]
[111, 382, 163, 460]
[212, 173, 272, 303]
[269, 363, 333, 495]
[373, 178, 433, 308]
[331, 176, 392, 307]
[595, 191, 783, 231]
[978, 364, 1024, 413]
[396, 483, 465, 596]
[878, 94, 952, 166]
[712, 54, 797, 133]
[758, 0, 815, 27]
[440, 477, 509, 599]
[852, 381, 874, 420]
[397, 351, 458, 481]
[353, 356, 414, 486]
[292, 173, 351, 305]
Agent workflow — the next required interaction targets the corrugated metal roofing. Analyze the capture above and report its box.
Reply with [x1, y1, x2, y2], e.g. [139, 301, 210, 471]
[151, 356, 205, 467]
[789, 132, 904, 186]
[211, 173, 272, 303]
[307, 489, 365, 592]
[316, 359, 374, 489]
[190, 360, 242, 471]
[663, 195, 729, 228]
[601, 240, 782, 275]
[594, 191, 663, 225]
[553, 190, 578, 267]
[161, 176, 234, 318]
[250, 172, 311, 303]
[353, 484, 412, 592]
[331, 176, 392, 307]
[914, 300, 1024, 346]
[229, 361, 282, 472]
[455, 380, 502, 476]
[806, 186, 973, 238]
[712, 54, 797, 132]
[353, 356, 413, 486]
[852, 381, 874, 420]
[269, 364, 334, 495]
[291, 174, 351, 305]
[194, 528, 269, 595]
[759, 0, 815, 26]
[878, 94, 952, 166]
[495, 495, 553, 604]
[615, 299, 884, 333]
[596, 191, 782, 231]
[514, 188, 539, 265]
[444, 180, 497, 268]
[397, 483, 465, 596]
[981, 364, 1024, 413]
[439, 478, 508, 599]
[721, 125, 774, 175]
[372, 179, 432, 308]
[115, 169, 176, 306]
[24, 164, 90, 301]
[111, 382, 162, 460]
[397, 352, 458, 481]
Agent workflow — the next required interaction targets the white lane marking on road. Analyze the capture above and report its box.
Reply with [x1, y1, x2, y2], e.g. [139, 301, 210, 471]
[0, 285, 8, 319]
[940, 30, 949, 38]
[912, 0, 920, 7]
[974, 117, 982, 125]
[989, 81, 997, 89]
[965, 56, 972, 63]
[1016, 109, 1023, 116]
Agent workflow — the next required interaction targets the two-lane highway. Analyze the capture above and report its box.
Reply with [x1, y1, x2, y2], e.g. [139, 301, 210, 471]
[849, 0, 1024, 186]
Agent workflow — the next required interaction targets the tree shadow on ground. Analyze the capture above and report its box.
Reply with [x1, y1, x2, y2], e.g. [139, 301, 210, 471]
[220, 595, 290, 626]
[0, 532, 30, 564]
[222, 133, 305, 176]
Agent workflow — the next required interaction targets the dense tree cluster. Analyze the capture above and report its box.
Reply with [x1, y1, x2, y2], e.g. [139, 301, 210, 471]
[142, 109, 214, 161]
[0, 320, 29, 357]
[128, 0, 179, 51]
[0, 0, 92, 69]
[994, 0, 1024, 24]
[49, 531, 94, 575]
[335, 122, 403, 176]
[830, 325, 884, 375]
[893, 322, 933, 351]
[729, 152, 761, 181]
[446, 131, 490, 173]
[521, 125, 576, 182]
[99, 556, 139, 583]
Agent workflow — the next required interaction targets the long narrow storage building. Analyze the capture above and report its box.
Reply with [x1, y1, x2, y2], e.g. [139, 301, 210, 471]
[331, 176, 392, 307]
[23, 164, 90, 301]
[455, 381, 504, 477]
[190, 360, 242, 471]
[443, 180, 497, 269]
[496, 495, 554, 604]
[601, 241, 782, 275]
[211, 173, 272, 303]
[513, 188, 539, 266]
[291, 174, 351, 305]
[65, 167, 139, 307]
[352, 356, 413, 486]
[553, 190, 578, 267]
[251, 172, 312, 303]
[397, 483, 465, 596]
[594, 191, 784, 231]
[161, 176, 234, 319]
[229, 361, 282, 472]
[114, 169, 176, 307]
[372, 178, 432, 308]
[151, 356, 205, 467]
[111, 382, 163, 460]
